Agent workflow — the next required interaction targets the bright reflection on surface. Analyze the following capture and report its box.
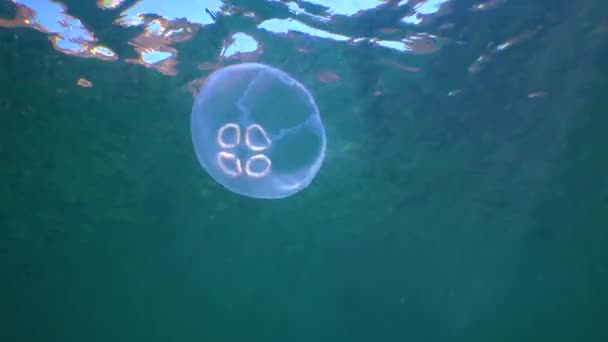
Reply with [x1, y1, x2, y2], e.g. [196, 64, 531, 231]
[122, 15, 199, 75]
[0, 0, 527, 95]
[221, 32, 262, 61]
[258, 18, 350, 42]
[375, 33, 441, 54]
[118, 0, 223, 27]
[0, 0, 117, 60]
[412, 0, 451, 15]
[279, 1, 329, 22]
[0, 0, 457, 74]
[400, 0, 452, 25]
[302, 0, 387, 16]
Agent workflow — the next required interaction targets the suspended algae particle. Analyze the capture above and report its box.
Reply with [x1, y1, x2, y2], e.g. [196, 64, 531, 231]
[191, 63, 327, 199]
[77, 78, 92, 87]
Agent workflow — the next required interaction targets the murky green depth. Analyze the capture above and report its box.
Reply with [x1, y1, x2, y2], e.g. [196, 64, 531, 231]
[1, 0, 607, 341]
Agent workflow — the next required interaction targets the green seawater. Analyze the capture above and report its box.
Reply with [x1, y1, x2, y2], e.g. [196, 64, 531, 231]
[1, 0, 607, 341]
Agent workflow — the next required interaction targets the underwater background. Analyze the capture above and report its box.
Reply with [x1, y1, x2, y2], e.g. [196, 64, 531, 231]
[1, 0, 607, 341]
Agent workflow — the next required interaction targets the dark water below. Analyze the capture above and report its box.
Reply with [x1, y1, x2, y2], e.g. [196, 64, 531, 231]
[1, 0, 607, 341]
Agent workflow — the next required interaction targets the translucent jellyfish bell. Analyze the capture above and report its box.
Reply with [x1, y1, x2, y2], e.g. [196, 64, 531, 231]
[191, 63, 326, 199]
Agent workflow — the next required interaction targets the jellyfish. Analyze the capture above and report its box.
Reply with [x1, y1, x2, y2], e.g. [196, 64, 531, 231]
[191, 63, 326, 199]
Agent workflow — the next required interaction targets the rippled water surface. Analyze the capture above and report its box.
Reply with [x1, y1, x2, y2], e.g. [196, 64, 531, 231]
[1, 0, 607, 341]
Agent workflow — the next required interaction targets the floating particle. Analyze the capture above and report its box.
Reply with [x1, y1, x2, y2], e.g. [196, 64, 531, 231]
[528, 91, 548, 98]
[77, 78, 93, 87]
[316, 71, 340, 83]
